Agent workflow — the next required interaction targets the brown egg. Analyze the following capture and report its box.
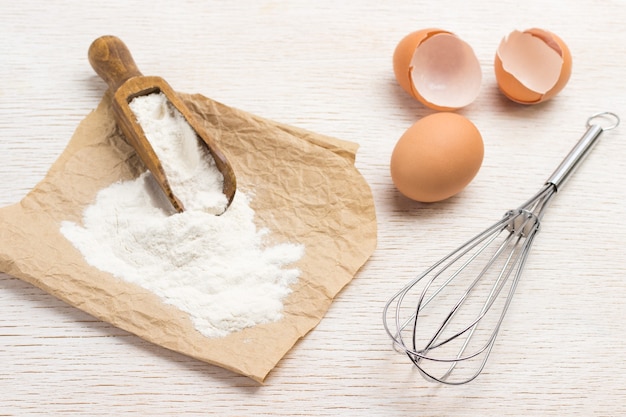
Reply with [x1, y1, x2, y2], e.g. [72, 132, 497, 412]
[494, 28, 572, 104]
[393, 29, 482, 111]
[390, 113, 484, 202]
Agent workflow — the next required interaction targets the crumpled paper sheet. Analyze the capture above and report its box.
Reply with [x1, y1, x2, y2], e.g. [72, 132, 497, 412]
[0, 92, 377, 383]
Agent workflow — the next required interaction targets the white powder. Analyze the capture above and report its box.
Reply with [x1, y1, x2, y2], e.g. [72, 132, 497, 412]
[61, 93, 304, 338]
[129, 92, 227, 214]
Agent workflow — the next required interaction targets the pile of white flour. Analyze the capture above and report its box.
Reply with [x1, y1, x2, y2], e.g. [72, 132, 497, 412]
[61, 93, 304, 338]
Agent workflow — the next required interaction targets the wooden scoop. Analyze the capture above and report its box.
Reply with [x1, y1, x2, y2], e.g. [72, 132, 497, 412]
[88, 35, 236, 213]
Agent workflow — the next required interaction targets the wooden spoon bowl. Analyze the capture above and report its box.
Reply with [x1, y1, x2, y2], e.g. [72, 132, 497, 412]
[88, 35, 236, 213]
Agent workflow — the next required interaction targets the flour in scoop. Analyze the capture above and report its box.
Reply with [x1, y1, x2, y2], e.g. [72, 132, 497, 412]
[61, 93, 304, 338]
[129, 92, 227, 214]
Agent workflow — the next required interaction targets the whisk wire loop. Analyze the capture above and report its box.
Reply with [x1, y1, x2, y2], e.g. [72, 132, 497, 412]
[386, 208, 543, 384]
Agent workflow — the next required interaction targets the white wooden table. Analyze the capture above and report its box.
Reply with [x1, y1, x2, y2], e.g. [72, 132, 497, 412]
[2, 1, 626, 415]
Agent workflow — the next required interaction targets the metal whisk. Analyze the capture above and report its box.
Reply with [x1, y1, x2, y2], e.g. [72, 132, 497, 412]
[383, 112, 620, 385]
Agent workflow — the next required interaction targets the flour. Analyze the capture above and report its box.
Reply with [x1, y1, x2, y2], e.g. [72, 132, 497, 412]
[128, 92, 227, 214]
[61, 92, 304, 338]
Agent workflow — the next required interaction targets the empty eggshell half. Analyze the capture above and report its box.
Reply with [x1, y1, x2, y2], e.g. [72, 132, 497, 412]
[494, 28, 572, 104]
[393, 29, 482, 111]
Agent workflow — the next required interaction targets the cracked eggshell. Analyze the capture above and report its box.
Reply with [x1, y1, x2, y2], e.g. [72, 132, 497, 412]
[494, 28, 572, 104]
[393, 29, 482, 111]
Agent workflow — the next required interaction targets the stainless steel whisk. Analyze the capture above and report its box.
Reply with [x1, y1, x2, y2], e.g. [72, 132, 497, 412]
[383, 112, 620, 385]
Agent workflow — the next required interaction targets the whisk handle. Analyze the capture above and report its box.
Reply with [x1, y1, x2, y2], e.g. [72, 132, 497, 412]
[545, 112, 619, 191]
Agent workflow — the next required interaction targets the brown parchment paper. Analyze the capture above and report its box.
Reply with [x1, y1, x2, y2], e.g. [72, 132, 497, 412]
[0, 92, 377, 383]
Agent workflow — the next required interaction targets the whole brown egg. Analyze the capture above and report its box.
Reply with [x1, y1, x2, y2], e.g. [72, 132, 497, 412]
[390, 113, 484, 202]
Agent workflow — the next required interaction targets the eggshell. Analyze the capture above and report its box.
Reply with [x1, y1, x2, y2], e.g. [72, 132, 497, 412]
[494, 28, 572, 104]
[390, 113, 484, 203]
[393, 29, 482, 111]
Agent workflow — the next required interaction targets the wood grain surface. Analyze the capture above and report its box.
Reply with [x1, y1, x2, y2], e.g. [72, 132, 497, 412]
[1, 1, 625, 416]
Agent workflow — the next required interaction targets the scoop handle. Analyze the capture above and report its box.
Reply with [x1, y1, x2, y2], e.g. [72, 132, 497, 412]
[88, 35, 143, 92]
